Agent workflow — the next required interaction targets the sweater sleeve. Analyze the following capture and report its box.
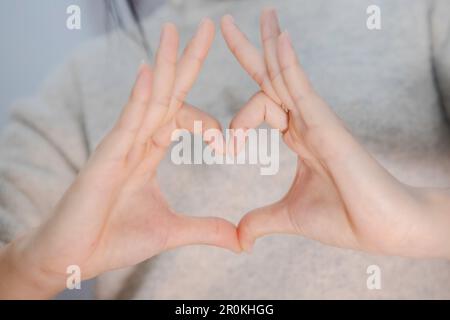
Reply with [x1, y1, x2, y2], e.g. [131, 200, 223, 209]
[430, 0, 450, 120]
[0, 59, 89, 246]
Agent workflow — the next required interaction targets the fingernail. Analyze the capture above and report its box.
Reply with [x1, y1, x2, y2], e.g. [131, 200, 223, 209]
[195, 18, 210, 38]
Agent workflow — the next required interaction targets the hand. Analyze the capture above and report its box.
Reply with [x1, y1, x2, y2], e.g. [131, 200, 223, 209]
[1, 19, 240, 299]
[221, 9, 450, 259]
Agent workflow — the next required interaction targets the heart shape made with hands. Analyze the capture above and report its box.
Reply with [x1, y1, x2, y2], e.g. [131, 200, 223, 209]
[150, 8, 365, 257]
[22, 6, 441, 294]
[21, 9, 441, 291]
[157, 8, 364, 255]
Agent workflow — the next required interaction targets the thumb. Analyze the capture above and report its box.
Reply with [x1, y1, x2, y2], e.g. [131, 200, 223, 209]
[238, 201, 295, 252]
[165, 214, 242, 253]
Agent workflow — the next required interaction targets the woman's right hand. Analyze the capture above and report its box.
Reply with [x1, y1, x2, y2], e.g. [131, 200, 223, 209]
[0, 19, 240, 299]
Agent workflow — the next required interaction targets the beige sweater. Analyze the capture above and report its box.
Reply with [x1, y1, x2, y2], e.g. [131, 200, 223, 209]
[1, 0, 450, 299]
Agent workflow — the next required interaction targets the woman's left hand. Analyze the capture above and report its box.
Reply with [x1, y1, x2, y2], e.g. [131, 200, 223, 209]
[221, 9, 450, 259]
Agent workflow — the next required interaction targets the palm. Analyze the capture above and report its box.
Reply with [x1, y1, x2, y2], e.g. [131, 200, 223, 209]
[284, 159, 357, 248]
[90, 177, 174, 273]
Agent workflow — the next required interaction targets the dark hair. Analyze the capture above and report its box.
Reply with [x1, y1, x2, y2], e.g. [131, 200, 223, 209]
[105, 0, 151, 56]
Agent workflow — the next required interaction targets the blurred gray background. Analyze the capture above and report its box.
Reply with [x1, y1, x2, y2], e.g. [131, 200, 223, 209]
[0, 0, 163, 299]
[0, 0, 162, 126]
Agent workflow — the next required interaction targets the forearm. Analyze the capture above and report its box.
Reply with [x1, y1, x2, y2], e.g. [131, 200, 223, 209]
[0, 235, 65, 299]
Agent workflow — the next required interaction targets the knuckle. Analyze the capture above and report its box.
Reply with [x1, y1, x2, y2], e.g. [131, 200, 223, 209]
[250, 70, 266, 86]
[185, 51, 204, 66]
[261, 33, 277, 44]
[152, 95, 171, 109]
[172, 89, 188, 107]
[280, 63, 293, 76]
[157, 51, 177, 65]
[269, 70, 283, 83]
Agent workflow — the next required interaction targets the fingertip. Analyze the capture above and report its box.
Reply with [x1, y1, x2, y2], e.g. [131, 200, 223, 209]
[229, 234, 244, 254]
[195, 17, 216, 50]
[221, 14, 235, 26]
[160, 22, 179, 50]
[261, 6, 276, 20]
[162, 22, 178, 35]
[241, 239, 254, 254]
[224, 221, 243, 254]
[210, 118, 224, 136]
[221, 15, 237, 39]
[170, 215, 242, 253]
[199, 17, 215, 30]
[261, 7, 280, 35]
[237, 220, 255, 253]
[245, 242, 254, 254]
[214, 218, 242, 253]
[229, 128, 248, 157]
[138, 61, 152, 76]
[206, 133, 226, 156]
[204, 120, 225, 153]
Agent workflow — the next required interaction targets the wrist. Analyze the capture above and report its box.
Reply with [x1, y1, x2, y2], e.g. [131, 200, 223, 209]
[0, 233, 66, 299]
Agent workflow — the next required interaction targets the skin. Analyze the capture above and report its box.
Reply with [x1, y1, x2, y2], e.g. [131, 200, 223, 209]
[0, 19, 240, 299]
[221, 9, 450, 258]
[0, 9, 450, 299]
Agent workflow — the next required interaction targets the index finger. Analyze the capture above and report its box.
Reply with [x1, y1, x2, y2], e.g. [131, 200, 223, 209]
[261, 8, 295, 110]
[163, 18, 216, 123]
[221, 14, 280, 104]
[136, 23, 179, 145]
